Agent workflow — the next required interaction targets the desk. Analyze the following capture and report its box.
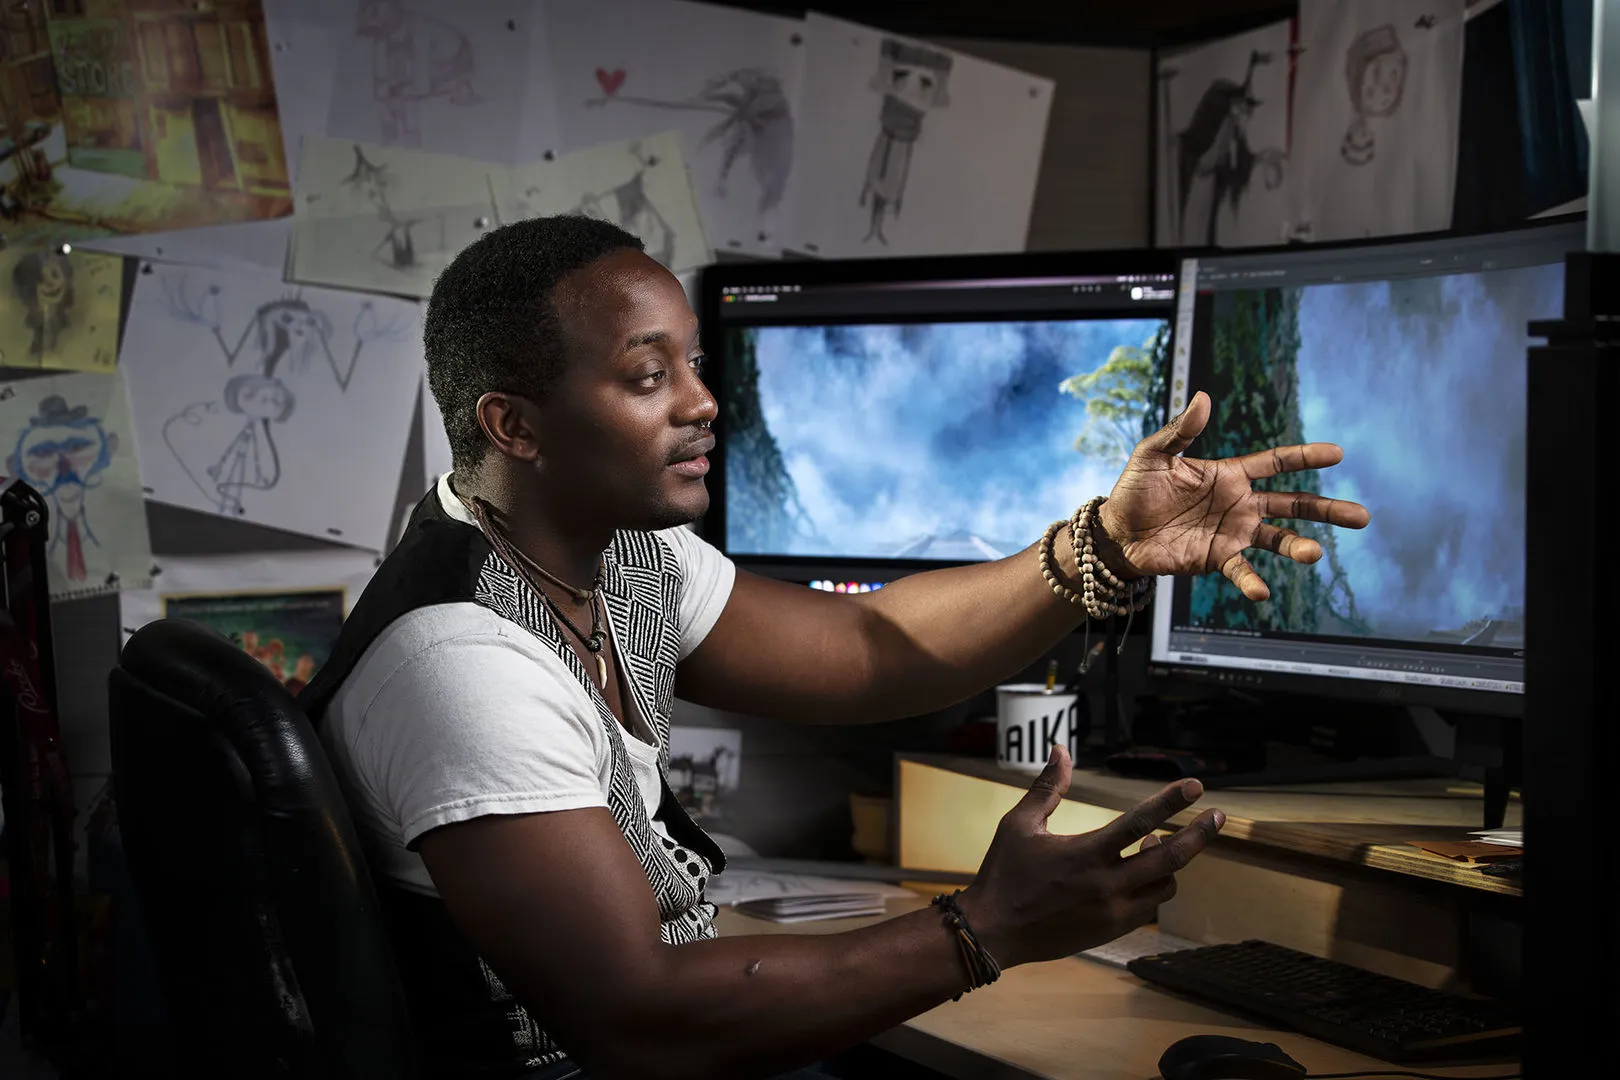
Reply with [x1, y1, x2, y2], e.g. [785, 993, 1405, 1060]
[717, 898, 1518, 1080]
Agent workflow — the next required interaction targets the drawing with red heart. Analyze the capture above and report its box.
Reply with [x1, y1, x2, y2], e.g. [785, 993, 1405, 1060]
[595, 68, 627, 96]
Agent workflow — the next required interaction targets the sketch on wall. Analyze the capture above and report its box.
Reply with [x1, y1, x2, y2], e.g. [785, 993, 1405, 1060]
[291, 135, 500, 297]
[0, 248, 121, 372]
[498, 131, 712, 273]
[119, 265, 424, 552]
[1290, 0, 1466, 242]
[791, 15, 1052, 260]
[1154, 21, 1293, 249]
[0, 373, 154, 600]
[324, 0, 561, 163]
[546, 0, 803, 256]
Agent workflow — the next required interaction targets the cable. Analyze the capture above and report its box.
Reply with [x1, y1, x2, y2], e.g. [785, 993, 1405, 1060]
[1310, 1071, 1519, 1079]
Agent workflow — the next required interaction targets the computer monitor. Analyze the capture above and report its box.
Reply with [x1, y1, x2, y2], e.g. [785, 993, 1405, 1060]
[1149, 217, 1584, 718]
[698, 250, 1181, 584]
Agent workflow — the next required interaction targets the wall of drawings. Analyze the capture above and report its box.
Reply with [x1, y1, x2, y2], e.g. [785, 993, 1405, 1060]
[0, 0, 1081, 791]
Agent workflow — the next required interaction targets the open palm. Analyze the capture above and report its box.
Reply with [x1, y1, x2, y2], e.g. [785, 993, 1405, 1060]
[1098, 392, 1371, 601]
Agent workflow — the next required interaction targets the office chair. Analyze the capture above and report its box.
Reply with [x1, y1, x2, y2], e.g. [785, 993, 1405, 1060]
[107, 617, 419, 1079]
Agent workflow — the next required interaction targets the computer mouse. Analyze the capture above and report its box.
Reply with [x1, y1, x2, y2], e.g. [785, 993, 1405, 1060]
[1158, 1034, 1308, 1080]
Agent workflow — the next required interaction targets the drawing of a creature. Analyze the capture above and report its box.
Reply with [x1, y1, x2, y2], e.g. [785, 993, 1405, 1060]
[589, 68, 793, 213]
[355, 0, 481, 148]
[159, 277, 401, 517]
[862, 39, 953, 246]
[8, 394, 116, 582]
[342, 143, 423, 270]
[1172, 49, 1288, 247]
[10, 251, 74, 361]
[569, 144, 677, 266]
[1340, 25, 1409, 165]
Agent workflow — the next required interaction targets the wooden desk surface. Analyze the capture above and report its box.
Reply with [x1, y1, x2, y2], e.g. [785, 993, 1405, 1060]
[900, 754, 1523, 897]
[717, 899, 1518, 1080]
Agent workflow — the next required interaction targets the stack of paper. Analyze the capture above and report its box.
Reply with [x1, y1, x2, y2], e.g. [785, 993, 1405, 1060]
[706, 870, 914, 923]
[1470, 828, 1524, 849]
[733, 894, 890, 924]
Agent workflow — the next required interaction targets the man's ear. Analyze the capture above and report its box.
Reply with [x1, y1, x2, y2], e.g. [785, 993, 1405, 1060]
[474, 392, 543, 463]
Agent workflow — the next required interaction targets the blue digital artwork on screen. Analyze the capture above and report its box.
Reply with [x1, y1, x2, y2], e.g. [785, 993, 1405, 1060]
[723, 318, 1168, 561]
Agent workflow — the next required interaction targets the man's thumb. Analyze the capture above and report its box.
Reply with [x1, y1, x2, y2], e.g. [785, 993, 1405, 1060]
[1137, 390, 1209, 457]
[1014, 744, 1073, 829]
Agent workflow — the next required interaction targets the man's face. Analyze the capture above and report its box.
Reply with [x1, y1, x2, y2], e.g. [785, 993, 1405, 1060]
[537, 249, 716, 532]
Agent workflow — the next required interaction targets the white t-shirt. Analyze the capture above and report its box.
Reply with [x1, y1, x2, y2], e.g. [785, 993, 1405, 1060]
[321, 474, 736, 896]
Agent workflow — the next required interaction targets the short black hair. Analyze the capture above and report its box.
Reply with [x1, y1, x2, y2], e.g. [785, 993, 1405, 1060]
[423, 214, 645, 471]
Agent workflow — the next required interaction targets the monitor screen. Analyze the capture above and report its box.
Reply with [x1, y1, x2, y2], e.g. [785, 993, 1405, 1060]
[700, 252, 1180, 576]
[1150, 218, 1582, 713]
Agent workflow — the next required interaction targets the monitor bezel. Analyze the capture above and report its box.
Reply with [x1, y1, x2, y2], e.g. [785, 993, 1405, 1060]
[1145, 214, 1585, 718]
[696, 247, 1184, 580]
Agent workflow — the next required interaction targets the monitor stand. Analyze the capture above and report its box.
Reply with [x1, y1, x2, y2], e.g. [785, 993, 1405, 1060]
[1196, 705, 1517, 831]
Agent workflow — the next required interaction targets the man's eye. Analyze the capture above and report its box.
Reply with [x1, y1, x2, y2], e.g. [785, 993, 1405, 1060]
[689, 354, 706, 370]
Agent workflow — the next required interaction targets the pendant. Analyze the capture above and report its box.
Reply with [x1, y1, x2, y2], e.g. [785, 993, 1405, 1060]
[596, 653, 608, 688]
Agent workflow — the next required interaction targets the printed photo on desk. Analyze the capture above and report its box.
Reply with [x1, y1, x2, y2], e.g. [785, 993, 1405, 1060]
[0, 247, 123, 372]
[666, 725, 741, 829]
[788, 14, 1052, 258]
[1289, 0, 1466, 241]
[0, 371, 153, 601]
[495, 131, 713, 274]
[290, 135, 500, 297]
[119, 549, 380, 694]
[545, 0, 805, 257]
[0, 0, 293, 251]
[1154, 20, 1294, 249]
[117, 262, 423, 552]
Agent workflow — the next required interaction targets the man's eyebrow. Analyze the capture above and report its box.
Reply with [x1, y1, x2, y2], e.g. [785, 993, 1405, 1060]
[622, 326, 702, 352]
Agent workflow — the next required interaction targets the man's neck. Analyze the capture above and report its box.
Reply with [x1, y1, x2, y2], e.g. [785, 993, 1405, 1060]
[451, 469, 612, 594]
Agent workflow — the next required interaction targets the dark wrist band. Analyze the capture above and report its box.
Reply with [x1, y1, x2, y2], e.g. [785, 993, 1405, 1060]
[932, 891, 1002, 1001]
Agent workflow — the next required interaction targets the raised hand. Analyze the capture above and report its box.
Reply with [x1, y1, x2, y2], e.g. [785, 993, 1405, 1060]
[957, 746, 1223, 968]
[1098, 391, 1371, 601]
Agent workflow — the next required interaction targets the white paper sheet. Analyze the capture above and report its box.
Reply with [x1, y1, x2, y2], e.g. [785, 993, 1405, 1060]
[420, 370, 452, 493]
[496, 131, 713, 273]
[790, 15, 1053, 258]
[1155, 21, 1295, 248]
[323, 0, 560, 163]
[118, 263, 422, 552]
[79, 219, 294, 276]
[118, 550, 380, 693]
[546, 0, 804, 257]
[704, 870, 914, 907]
[1291, 0, 1467, 242]
[0, 372, 154, 601]
[291, 135, 500, 297]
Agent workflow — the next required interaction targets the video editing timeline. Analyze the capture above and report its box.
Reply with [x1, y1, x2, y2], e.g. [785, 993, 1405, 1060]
[1149, 221, 1582, 705]
[713, 269, 1177, 566]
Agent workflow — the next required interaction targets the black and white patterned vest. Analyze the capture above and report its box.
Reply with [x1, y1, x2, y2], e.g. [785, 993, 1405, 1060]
[301, 487, 727, 1077]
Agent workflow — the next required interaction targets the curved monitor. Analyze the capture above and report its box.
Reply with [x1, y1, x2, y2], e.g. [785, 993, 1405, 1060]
[1148, 216, 1584, 716]
[698, 249, 1181, 583]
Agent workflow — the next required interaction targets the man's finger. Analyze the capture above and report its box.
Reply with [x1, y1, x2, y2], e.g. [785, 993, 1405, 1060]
[1008, 744, 1073, 834]
[1234, 442, 1344, 481]
[1134, 391, 1210, 457]
[1221, 551, 1271, 601]
[1119, 808, 1226, 889]
[1097, 778, 1205, 849]
[1256, 490, 1371, 529]
[1252, 523, 1318, 565]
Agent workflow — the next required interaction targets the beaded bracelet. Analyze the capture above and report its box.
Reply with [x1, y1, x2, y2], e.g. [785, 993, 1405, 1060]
[1037, 497, 1154, 621]
[932, 891, 1002, 1000]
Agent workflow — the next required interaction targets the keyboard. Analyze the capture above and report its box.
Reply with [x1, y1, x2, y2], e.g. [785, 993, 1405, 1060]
[1128, 940, 1520, 1062]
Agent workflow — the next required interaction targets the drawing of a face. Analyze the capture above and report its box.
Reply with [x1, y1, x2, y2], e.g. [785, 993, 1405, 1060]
[356, 0, 406, 38]
[253, 299, 333, 376]
[870, 42, 952, 115]
[36, 258, 69, 304]
[1345, 26, 1407, 119]
[225, 374, 296, 423]
[7, 395, 116, 519]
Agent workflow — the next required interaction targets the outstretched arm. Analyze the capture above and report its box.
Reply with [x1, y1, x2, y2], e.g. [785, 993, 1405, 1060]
[676, 392, 1370, 724]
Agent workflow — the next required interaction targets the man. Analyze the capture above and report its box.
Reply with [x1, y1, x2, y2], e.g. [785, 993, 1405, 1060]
[301, 215, 1369, 1080]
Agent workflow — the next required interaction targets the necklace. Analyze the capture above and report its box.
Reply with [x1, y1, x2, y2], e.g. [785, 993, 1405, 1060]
[464, 495, 612, 688]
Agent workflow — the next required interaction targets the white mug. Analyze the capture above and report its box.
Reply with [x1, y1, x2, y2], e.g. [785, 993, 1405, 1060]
[996, 683, 1083, 773]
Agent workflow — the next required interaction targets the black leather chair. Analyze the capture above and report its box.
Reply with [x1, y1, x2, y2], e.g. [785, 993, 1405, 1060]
[107, 617, 419, 1079]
